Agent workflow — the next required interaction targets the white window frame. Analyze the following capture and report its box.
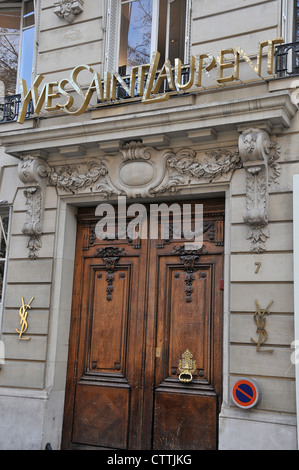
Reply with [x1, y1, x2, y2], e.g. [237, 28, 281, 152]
[105, 0, 191, 74]
[0, 0, 37, 93]
[0, 205, 11, 334]
[18, 0, 37, 91]
[281, 0, 296, 43]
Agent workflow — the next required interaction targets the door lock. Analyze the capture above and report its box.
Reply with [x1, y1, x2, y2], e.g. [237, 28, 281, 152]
[178, 349, 197, 383]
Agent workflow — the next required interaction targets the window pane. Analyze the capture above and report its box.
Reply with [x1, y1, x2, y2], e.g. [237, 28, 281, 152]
[0, 9, 21, 32]
[0, 33, 20, 94]
[0, 9, 21, 94]
[23, 0, 34, 28]
[168, 0, 186, 63]
[0, 216, 8, 259]
[157, 0, 167, 66]
[295, 0, 299, 41]
[0, 261, 4, 303]
[0, 213, 9, 305]
[119, 0, 153, 74]
[19, 25, 35, 86]
[24, 0, 34, 16]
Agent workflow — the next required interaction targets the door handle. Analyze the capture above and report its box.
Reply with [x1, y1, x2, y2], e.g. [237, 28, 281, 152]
[178, 349, 196, 383]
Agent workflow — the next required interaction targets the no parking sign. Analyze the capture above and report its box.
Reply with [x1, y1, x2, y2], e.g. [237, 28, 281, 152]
[231, 378, 261, 409]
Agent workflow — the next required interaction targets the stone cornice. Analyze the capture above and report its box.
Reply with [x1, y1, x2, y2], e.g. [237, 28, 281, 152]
[0, 90, 297, 158]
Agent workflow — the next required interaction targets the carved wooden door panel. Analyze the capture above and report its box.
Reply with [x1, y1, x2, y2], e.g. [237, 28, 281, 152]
[61, 209, 150, 450]
[150, 245, 223, 450]
[144, 200, 224, 450]
[62, 200, 224, 450]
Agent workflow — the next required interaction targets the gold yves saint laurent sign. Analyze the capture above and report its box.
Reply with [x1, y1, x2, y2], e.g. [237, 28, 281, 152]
[17, 38, 283, 124]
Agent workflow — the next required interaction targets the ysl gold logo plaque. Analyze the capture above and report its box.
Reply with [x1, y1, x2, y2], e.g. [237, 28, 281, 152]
[251, 299, 273, 353]
[16, 297, 34, 340]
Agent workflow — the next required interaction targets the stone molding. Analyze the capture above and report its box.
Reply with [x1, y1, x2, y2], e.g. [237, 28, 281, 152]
[54, 0, 84, 24]
[0, 90, 295, 159]
[18, 156, 47, 259]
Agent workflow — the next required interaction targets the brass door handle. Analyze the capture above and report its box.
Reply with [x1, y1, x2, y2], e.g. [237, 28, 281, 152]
[178, 349, 196, 383]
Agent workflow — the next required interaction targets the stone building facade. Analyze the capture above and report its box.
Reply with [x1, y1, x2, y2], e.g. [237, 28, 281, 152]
[0, 0, 298, 450]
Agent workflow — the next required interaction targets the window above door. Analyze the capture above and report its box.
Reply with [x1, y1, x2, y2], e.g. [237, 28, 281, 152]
[105, 0, 191, 76]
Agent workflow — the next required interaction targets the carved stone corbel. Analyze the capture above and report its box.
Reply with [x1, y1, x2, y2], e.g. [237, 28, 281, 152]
[238, 128, 271, 253]
[54, 0, 84, 24]
[18, 156, 47, 259]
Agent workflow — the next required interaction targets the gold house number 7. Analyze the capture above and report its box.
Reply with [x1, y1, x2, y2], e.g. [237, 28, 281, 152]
[255, 262, 261, 273]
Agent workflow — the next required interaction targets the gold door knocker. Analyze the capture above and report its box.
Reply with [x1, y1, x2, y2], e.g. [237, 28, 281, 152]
[178, 349, 197, 383]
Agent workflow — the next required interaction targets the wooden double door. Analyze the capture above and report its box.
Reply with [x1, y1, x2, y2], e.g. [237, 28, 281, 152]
[62, 198, 224, 450]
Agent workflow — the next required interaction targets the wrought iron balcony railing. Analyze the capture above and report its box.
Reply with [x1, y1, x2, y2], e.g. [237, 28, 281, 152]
[275, 41, 299, 77]
[0, 94, 33, 124]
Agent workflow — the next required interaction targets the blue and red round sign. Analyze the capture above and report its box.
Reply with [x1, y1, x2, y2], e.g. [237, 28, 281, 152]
[231, 378, 261, 409]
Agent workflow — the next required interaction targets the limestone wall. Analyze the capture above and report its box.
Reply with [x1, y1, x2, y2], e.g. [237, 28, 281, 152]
[0, 0, 297, 450]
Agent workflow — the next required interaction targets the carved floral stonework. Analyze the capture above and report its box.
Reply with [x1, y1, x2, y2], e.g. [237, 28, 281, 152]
[54, 0, 84, 24]
[18, 136, 281, 258]
[45, 160, 111, 196]
[238, 128, 276, 253]
[18, 156, 47, 259]
[43, 142, 280, 201]
[44, 143, 244, 199]
[22, 187, 43, 259]
[155, 147, 242, 194]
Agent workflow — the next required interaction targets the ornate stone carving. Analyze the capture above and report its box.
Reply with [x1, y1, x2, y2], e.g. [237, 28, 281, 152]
[18, 156, 47, 259]
[95, 246, 126, 301]
[120, 141, 151, 161]
[17, 136, 282, 259]
[154, 147, 242, 195]
[45, 160, 116, 196]
[22, 187, 43, 259]
[268, 141, 281, 185]
[44, 143, 243, 199]
[18, 156, 47, 186]
[238, 128, 271, 253]
[18, 140, 281, 257]
[54, 0, 84, 24]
